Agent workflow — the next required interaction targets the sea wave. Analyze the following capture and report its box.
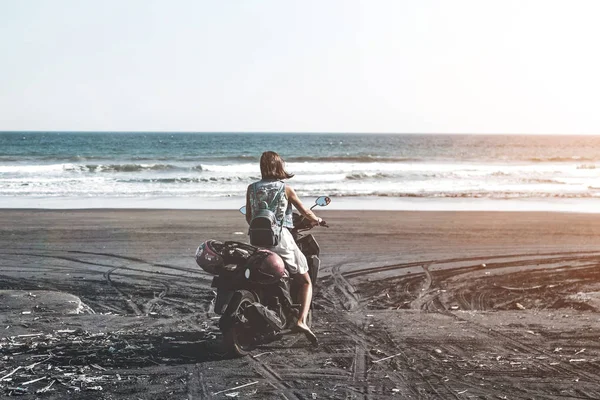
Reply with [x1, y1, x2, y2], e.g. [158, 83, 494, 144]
[117, 176, 249, 184]
[39, 155, 93, 162]
[0, 156, 25, 162]
[529, 156, 597, 163]
[287, 155, 422, 163]
[345, 172, 391, 181]
[127, 155, 259, 162]
[65, 164, 182, 173]
[1, 163, 188, 174]
[520, 178, 566, 185]
[327, 191, 600, 199]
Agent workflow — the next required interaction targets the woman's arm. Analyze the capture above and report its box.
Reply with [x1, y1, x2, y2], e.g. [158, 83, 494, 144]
[245, 186, 252, 225]
[286, 185, 320, 225]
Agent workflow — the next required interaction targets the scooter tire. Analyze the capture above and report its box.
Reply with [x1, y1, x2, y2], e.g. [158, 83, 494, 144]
[222, 290, 258, 357]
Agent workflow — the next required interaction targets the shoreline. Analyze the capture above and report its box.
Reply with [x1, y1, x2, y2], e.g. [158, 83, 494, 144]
[1, 207, 600, 215]
[1, 195, 600, 213]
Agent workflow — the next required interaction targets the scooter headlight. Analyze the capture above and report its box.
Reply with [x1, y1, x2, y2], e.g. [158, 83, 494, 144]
[244, 269, 250, 279]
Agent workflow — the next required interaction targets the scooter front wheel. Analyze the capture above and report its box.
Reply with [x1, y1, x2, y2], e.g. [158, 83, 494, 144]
[222, 290, 258, 357]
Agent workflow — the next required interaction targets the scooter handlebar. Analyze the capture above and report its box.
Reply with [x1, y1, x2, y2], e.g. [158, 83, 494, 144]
[293, 215, 329, 231]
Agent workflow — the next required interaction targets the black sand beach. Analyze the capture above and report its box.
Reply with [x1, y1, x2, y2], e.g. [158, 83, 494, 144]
[2, 209, 600, 398]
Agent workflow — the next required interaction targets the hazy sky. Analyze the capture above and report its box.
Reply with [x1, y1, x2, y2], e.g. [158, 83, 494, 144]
[1, 0, 599, 133]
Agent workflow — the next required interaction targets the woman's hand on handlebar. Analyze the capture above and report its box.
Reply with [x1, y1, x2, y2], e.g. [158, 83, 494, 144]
[317, 218, 329, 228]
[296, 215, 328, 229]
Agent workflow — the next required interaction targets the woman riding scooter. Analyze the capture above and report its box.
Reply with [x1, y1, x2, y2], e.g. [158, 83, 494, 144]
[246, 151, 321, 345]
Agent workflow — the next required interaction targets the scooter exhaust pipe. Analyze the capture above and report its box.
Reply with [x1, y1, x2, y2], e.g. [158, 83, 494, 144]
[246, 303, 285, 331]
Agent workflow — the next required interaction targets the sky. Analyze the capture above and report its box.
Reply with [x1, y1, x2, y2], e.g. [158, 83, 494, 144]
[1, 0, 600, 134]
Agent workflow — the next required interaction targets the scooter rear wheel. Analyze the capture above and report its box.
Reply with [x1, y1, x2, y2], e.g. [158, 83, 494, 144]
[222, 290, 258, 357]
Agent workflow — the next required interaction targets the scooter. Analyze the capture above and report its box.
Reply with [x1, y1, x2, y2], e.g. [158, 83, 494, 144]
[195, 196, 330, 356]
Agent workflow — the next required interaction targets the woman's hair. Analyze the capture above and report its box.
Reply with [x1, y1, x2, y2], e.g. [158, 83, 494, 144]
[260, 151, 294, 180]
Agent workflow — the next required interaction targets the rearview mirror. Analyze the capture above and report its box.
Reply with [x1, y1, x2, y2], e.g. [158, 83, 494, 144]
[315, 196, 331, 207]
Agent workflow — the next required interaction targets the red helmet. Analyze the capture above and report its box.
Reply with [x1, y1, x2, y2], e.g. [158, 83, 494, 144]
[195, 240, 224, 275]
[245, 249, 287, 285]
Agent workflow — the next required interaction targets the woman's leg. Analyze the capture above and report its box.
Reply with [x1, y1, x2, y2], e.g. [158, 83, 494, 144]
[293, 272, 317, 345]
[270, 229, 317, 344]
[295, 272, 312, 326]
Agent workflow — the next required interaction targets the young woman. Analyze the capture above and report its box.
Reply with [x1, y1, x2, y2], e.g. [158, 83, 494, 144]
[246, 151, 321, 345]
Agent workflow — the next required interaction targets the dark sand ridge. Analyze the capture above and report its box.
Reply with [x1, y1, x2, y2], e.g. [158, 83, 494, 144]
[2, 209, 600, 398]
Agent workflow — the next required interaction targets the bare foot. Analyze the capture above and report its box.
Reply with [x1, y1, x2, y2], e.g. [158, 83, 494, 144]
[293, 322, 318, 346]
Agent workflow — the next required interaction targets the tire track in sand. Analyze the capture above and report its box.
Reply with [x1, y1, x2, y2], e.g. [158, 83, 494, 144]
[356, 252, 600, 395]
[326, 264, 433, 398]
[331, 264, 362, 311]
[247, 356, 300, 400]
[105, 267, 142, 315]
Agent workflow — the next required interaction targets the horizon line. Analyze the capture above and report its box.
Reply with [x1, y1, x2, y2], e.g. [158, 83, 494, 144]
[1, 130, 599, 136]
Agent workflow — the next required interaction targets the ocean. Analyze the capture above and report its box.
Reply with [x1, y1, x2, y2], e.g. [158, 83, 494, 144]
[1, 132, 600, 212]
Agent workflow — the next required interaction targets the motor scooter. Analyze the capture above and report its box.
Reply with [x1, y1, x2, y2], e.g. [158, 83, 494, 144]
[195, 196, 330, 356]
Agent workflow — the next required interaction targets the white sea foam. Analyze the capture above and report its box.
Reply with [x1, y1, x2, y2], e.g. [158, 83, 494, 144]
[0, 163, 72, 174]
[2, 160, 599, 200]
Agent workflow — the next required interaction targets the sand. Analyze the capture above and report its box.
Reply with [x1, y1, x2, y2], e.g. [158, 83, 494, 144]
[1, 209, 600, 398]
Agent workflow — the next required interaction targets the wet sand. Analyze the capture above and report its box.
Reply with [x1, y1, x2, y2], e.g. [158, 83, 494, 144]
[2, 209, 600, 398]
